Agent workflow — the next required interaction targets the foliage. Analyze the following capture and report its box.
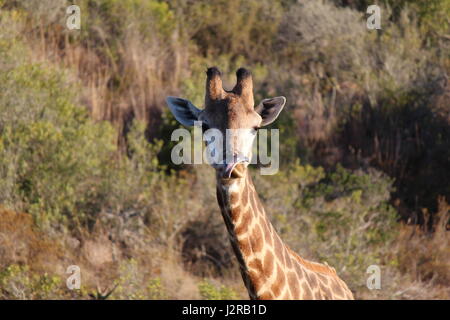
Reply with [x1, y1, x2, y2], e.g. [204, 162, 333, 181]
[198, 279, 238, 300]
[171, 0, 283, 60]
[0, 38, 117, 226]
[0, 265, 63, 299]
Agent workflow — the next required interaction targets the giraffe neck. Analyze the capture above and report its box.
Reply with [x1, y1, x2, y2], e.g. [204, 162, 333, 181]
[215, 167, 354, 300]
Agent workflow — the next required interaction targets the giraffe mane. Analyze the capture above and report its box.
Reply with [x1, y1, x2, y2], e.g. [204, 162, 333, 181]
[287, 247, 338, 277]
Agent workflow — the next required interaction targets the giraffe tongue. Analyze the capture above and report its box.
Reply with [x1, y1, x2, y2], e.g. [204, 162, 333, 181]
[224, 162, 240, 179]
[224, 156, 249, 178]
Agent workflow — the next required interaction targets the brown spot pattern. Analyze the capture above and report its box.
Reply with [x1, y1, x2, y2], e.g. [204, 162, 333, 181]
[250, 224, 263, 253]
[263, 251, 274, 276]
[308, 273, 318, 288]
[331, 279, 345, 297]
[259, 291, 274, 300]
[287, 272, 300, 299]
[234, 209, 251, 236]
[271, 265, 286, 297]
[248, 258, 263, 273]
[301, 282, 313, 300]
[248, 270, 264, 291]
[261, 219, 273, 246]
[239, 238, 252, 257]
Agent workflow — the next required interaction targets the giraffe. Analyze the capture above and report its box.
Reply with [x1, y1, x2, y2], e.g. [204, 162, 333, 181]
[166, 67, 354, 300]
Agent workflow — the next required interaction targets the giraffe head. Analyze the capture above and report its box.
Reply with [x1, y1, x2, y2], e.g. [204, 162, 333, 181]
[167, 67, 286, 179]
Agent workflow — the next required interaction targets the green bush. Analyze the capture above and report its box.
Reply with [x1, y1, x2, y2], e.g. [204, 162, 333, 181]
[0, 18, 168, 230]
[0, 38, 117, 226]
[0, 264, 64, 299]
[174, 0, 283, 60]
[198, 279, 238, 300]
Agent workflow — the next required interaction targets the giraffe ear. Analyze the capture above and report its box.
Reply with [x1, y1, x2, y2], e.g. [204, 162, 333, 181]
[255, 96, 286, 126]
[166, 96, 201, 127]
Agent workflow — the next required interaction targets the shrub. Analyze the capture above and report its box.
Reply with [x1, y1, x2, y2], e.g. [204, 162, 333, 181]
[109, 259, 168, 299]
[198, 279, 238, 300]
[273, 0, 448, 222]
[174, 0, 283, 60]
[0, 50, 117, 226]
[0, 264, 64, 299]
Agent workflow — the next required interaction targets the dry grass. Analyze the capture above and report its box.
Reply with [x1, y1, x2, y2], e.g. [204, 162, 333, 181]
[394, 198, 450, 287]
[21, 5, 184, 151]
[0, 208, 64, 274]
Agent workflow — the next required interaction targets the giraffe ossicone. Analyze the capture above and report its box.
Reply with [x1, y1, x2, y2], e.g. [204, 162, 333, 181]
[166, 67, 354, 300]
